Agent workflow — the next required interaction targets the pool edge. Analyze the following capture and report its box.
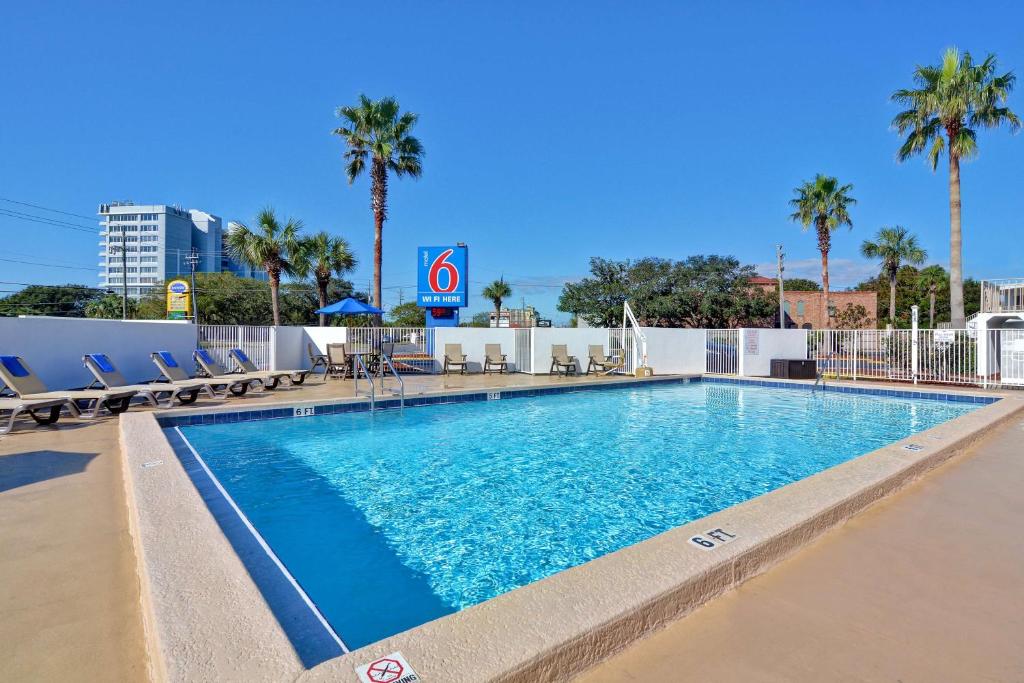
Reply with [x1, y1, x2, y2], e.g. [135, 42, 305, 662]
[121, 381, 1023, 683]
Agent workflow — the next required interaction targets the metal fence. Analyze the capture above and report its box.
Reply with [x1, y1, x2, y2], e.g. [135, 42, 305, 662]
[198, 325, 274, 370]
[514, 328, 533, 374]
[806, 328, 1024, 387]
[705, 329, 739, 375]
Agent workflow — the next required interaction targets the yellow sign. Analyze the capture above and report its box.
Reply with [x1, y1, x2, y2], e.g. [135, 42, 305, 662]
[166, 280, 191, 320]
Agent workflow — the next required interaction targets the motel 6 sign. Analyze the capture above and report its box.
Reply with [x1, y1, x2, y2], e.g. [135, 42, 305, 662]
[416, 245, 468, 308]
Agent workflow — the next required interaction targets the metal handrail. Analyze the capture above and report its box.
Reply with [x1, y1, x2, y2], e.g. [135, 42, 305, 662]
[378, 352, 405, 410]
[622, 301, 648, 368]
[352, 352, 375, 411]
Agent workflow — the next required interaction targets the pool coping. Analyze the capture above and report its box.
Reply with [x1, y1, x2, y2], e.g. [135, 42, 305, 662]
[119, 376, 1023, 682]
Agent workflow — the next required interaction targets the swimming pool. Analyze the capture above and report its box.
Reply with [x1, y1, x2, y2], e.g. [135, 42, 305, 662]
[178, 380, 980, 650]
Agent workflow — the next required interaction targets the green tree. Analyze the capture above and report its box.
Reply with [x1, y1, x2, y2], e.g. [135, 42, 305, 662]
[892, 48, 1019, 327]
[789, 174, 856, 328]
[333, 95, 424, 310]
[226, 208, 302, 326]
[481, 278, 513, 317]
[558, 256, 775, 328]
[783, 278, 821, 292]
[860, 226, 927, 325]
[388, 301, 426, 327]
[0, 284, 103, 317]
[916, 265, 949, 329]
[85, 293, 138, 319]
[293, 231, 357, 327]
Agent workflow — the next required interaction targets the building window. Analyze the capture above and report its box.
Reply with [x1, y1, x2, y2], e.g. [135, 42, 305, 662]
[796, 301, 805, 316]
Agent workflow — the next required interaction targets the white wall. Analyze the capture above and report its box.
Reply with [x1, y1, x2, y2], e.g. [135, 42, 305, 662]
[530, 328, 611, 374]
[434, 328, 519, 373]
[0, 316, 197, 389]
[737, 328, 807, 377]
[641, 328, 707, 374]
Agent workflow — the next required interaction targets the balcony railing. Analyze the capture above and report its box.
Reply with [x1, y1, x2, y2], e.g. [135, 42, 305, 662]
[981, 278, 1024, 314]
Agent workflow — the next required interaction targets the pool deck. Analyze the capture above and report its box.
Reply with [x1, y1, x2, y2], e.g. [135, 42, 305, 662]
[1, 372, 1022, 682]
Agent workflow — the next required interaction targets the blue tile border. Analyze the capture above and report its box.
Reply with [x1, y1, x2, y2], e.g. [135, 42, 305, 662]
[700, 376, 998, 405]
[154, 373, 995, 428]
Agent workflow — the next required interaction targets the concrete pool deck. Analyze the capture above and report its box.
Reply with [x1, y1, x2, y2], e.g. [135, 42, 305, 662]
[1, 373, 1022, 682]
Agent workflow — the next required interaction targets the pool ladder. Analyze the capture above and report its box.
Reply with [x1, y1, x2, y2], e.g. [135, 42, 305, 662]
[352, 352, 404, 411]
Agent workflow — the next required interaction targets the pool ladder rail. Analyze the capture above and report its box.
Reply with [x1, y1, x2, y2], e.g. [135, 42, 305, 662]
[351, 352, 405, 411]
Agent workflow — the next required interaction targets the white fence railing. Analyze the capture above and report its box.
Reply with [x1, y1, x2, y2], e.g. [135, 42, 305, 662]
[706, 329, 739, 375]
[198, 324, 273, 370]
[514, 328, 533, 374]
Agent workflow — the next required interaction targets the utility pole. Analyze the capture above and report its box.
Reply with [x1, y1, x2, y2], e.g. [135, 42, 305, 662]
[776, 244, 785, 330]
[186, 247, 200, 324]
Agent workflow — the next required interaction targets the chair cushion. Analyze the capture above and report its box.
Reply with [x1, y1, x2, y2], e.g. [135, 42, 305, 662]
[156, 351, 179, 368]
[0, 356, 29, 377]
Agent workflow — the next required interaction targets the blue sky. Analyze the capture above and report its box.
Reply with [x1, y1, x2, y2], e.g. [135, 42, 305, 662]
[2, 1, 1022, 322]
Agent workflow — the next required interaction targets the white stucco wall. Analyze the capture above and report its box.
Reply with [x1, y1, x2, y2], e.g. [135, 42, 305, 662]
[737, 328, 808, 377]
[640, 328, 707, 375]
[433, 328, 519, 373]
[0, 316, 197, 389]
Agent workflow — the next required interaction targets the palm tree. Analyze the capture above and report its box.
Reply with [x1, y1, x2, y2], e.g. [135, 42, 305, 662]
[789, 174, 856, 328]
[294, 232, 357, 327]
[481, 278, 513, 319]
[226, 208, 302, 326]
[891, 48, 1019, 327]
[860, 226, 927, 325]
[333, 95, 424, 311]
[917, 265, 947, 329]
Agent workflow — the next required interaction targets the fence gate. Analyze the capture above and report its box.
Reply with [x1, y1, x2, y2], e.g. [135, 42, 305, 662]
[514, 328, 533, 373]
[198, 325, 274, 370]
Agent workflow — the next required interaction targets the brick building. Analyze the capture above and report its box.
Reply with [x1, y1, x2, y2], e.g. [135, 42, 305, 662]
[749, 276, 877, 329]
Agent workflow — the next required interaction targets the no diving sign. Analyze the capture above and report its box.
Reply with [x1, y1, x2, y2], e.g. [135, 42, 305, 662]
[356, 651, 420, 683]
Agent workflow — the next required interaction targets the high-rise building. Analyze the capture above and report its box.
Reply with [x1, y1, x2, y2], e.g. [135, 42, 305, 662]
[97, 202, 265, 298]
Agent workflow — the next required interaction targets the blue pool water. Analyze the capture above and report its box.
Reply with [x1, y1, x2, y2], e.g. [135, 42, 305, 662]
[179, 381, 978, 649]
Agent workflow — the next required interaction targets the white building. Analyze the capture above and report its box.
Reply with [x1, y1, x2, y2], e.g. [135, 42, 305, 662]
[98, 202, 264, 298]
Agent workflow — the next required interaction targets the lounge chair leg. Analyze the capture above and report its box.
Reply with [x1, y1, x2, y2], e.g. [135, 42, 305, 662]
[29, 405, 62, 425]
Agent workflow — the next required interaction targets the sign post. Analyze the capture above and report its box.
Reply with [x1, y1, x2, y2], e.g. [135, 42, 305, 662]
[166, 279, 191, 320]
[416, 244, 468, 327]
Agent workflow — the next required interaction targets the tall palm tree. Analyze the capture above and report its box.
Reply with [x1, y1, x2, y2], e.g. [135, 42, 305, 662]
[226, 208, 302, 326]
[333, 95, 424, 311]
[891, 48, 1019, 327]
[789, 174, 856, 328]
[860, 226, 927, 325]
[481, 278, 513, 318]
[294, 232, 357, 327]
[917, 265, 947, 329]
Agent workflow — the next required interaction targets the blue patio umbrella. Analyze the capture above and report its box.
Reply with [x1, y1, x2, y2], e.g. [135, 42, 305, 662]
[314, 297, 385, 316]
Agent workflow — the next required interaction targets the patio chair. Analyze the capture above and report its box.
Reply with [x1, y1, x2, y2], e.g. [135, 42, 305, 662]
[443, 344, 468, 375]
[307, 342, 329, 381]
[83, 353, 205, 408]
[550, 345, 579, 376]
[0, 396, 72, 435]
[484, 344, 509, 374]
[229, 348, 311, 387]
[192, 349, 269, 395]
[326, 343, 352, 379]
[150, 351, 230, 398]
[585, 345, 615, 375]
[0, 355, 137, 419]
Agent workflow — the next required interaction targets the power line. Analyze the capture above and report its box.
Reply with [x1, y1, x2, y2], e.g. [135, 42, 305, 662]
[0, 197, 98, 222]
[0, 208, 99, 234]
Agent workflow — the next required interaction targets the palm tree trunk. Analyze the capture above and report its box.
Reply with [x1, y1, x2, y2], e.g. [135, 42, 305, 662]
[889, 271, 897, 324]
[370, 158, 388, 320]
[317, 276, 328, 327]
[269, 268, 281, 327]
[817, 218, 831, 329]
[948, 151, 965, 327]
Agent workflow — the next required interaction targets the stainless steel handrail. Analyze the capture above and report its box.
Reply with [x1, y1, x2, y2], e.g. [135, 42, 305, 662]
[352, 352, 375, 411]
[379, 352, 405, 410]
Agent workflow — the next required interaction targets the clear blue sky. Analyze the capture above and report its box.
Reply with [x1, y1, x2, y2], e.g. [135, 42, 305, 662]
[2, 1, 1022, 321]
